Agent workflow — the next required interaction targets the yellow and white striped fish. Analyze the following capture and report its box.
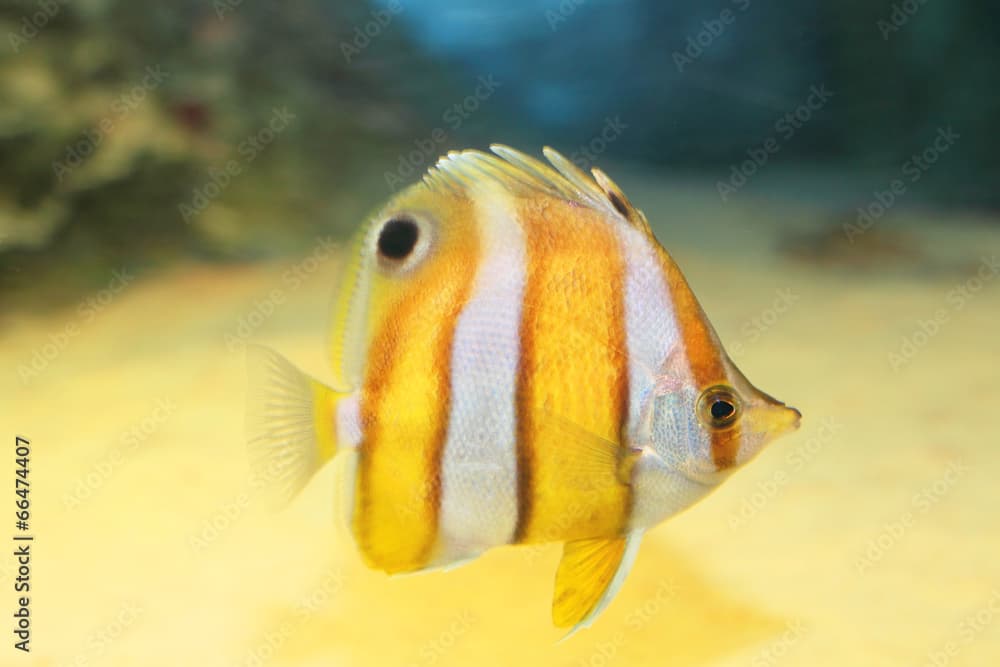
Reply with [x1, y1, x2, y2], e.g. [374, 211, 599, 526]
[247, 145, 801, 634]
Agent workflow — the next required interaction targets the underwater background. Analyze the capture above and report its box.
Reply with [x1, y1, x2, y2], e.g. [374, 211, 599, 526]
[2, 0, 999, 665]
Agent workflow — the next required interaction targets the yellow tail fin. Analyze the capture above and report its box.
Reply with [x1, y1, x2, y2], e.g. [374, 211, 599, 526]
[245, 345, 345, 506]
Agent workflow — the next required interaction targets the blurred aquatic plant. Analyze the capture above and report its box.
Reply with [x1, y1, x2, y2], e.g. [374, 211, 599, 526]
[0, 0, 463, 299]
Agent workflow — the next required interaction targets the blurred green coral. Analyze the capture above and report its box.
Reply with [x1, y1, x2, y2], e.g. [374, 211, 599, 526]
[0, 0, 450, 287]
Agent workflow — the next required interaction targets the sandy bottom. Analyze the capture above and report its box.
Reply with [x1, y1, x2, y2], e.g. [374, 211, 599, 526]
[3, 176, 1000, 666]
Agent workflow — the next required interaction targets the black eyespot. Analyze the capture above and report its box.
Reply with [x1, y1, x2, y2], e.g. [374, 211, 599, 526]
[608, 192, 629, 218]
[377, 217, 418, 260]
[697, 385, 741, 429]
[710, 399, 735, 421]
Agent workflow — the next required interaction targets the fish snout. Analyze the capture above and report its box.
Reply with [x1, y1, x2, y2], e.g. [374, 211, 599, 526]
[749, 397, 801, 439]
[770, 403, 802, 435]
[784, 405, 802, 431]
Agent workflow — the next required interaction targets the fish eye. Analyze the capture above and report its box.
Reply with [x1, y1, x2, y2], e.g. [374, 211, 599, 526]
[376, 217, 419, 260]
[697, 385, 740, 429]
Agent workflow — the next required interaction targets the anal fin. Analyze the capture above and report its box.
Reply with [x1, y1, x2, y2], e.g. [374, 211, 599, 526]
[552, 531, 644, 638]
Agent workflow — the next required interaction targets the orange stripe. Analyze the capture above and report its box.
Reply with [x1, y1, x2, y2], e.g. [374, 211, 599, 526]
[513, 197, 631, 544]
[353, 197, 478, 572]
[652, 239, 739, 468]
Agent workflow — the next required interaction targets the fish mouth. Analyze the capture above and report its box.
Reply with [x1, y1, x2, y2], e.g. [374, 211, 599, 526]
[775, 404, 802, 434]
[752, 398, 801, 438]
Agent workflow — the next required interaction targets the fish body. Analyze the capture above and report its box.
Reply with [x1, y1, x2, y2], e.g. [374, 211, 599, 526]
[248, 146, 800, 634]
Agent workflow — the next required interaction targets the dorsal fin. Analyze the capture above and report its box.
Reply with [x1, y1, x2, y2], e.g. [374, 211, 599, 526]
[422, 145, 649, 232]
[591, 167, 652, 233]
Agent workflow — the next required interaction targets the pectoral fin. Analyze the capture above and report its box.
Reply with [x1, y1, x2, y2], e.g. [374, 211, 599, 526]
[541, 409, 640, 487]
[552, 531, 644, 637]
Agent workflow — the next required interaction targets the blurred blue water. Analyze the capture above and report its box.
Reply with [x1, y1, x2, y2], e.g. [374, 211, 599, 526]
[368, 0, 999, 206]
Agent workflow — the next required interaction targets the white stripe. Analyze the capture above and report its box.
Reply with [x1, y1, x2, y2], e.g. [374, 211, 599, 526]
[335, 393, 362, 449]
[614, 224, 681, 445]
[434, 184, 524, 564]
